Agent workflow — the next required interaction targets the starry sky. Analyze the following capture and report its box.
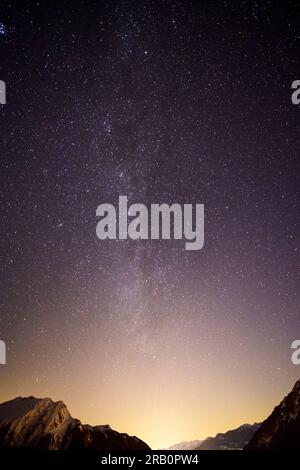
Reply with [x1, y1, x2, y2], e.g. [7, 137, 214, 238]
[0, 0, 299, 449]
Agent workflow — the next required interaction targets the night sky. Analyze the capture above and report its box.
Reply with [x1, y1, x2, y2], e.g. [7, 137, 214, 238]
[0, 0, 299, 449]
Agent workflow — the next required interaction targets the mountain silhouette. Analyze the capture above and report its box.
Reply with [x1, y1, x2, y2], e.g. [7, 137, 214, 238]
[195, 423, 260, 450]
[245, 379, 300, 450]
[0, 396, 150, 450]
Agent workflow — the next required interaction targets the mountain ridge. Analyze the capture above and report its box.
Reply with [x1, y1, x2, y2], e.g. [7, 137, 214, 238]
[195, 422, 260, 450]
[0, 396, 150, 450]
[245, 379, 300, 450]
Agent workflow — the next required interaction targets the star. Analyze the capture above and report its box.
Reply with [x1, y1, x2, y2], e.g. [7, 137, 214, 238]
[0, 23, 6, 36]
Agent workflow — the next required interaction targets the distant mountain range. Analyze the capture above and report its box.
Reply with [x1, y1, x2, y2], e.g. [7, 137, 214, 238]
[165, 440, 203, 450]
[0, 396, 150, 450]
[167, 423, 259, 451]
[246, 379, 300, 450]
[1, 379, 299, 450]
[196, 423, 260, 450]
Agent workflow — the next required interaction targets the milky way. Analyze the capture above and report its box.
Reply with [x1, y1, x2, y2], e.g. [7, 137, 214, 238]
[0, 1, 299, 448]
